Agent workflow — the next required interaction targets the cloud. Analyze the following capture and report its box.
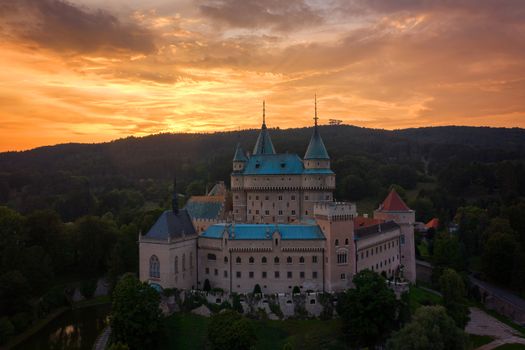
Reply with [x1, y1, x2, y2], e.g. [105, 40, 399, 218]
[0, 0, 156, 54]
[199, 0, 323, 31]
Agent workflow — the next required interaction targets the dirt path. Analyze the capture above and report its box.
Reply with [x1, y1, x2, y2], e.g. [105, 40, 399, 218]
[466, 307, 525, 349]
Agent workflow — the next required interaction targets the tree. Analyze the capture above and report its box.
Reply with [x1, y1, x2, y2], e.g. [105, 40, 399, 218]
[208, 310, 256, 350]
[110, 274, 162, 350]
[432, 233, 465, 285]
[253, 284, 262, 294]
[482, 232, 517, 286]
[439, 269, 470, 328]
[387, 306, 470, 350]
[203, 279, 211, 292]
[0, 317, 14, 345]
[337, 270, 398, 348]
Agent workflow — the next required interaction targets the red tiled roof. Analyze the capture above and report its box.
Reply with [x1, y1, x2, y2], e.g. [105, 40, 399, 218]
[353, 216, 384, 228]
[425, 218, 439, 229]
[379, 189, 410, 211]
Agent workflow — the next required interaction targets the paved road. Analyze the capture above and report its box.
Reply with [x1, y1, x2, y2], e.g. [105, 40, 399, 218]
[466, 307, 525, 350]
[92, 326, 111, 350]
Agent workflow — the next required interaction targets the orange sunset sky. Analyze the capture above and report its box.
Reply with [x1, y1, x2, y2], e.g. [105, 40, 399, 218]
[1, 0, 524, 152]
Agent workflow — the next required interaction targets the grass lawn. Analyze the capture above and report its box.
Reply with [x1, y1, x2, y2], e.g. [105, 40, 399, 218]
[493, 344, 525, 350]
[469, 334, 494, 348]
[408, 285, 442, 313]
[160, 313, 345, 350]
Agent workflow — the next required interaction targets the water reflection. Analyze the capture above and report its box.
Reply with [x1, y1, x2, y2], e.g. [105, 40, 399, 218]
[15, 304, 110, 350]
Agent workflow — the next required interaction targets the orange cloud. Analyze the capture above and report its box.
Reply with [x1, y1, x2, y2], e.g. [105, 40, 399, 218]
[0, 0, 524, 151]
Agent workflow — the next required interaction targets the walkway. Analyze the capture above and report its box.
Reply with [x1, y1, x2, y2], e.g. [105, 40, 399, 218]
[92, 326, 111, 350]
[466, 307, 525, 350]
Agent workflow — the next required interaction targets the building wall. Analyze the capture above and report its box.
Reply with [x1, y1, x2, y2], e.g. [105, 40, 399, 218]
[139, 237, 198, 290]
[197, 235, 325, 294]
[373, 210, 416, 282]
[356, 230, 401, 277]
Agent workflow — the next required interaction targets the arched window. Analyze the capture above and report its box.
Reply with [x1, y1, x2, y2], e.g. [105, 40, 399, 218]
[299, 256, 305, 264]
[182, 253, 186, 271]
[345, 238, 349, 245]
[275, 238, 279, 245]
[337, 250, 348, 265]
[224, 256, 228, 263]
[335, 239, 339, 246]
[274, 257, 280, 264]
[174, 256, 179, 274]
[249, 256, 255, 264]
[262, 256, 267, 264]
[236, 256, 241, 264]
[149, 255, 160, 278]
[287, 256, 292, 264]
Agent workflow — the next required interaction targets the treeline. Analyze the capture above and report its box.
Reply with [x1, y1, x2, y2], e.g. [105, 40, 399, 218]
[0, 206, 161, 344]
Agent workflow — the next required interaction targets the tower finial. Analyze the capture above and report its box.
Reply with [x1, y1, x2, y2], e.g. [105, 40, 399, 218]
[314, 94, 318, 127]
[263, 100, 266, 125]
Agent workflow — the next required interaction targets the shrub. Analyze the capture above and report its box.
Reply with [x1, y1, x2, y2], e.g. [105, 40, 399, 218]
[292, 286, 300, 294]
[253, 284, 262, 294]
[80, 279, 98, 299]
[203, 279, 211, 292]
[269, 301, 284, 319]
[0, 317, 14, 345]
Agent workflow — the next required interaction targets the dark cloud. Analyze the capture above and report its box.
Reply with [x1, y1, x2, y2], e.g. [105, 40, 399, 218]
[0, 0, 156, 54]
[199, 0, 323, 31]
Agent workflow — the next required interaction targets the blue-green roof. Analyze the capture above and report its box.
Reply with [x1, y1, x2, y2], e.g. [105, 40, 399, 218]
[239, 153, 334, 175]
[253, 123, 276, 155]
[233, 143, 248, 162]
[185, 200, 223, 220]
[201, 223, 325, 240]
[304, 126, 329, 160]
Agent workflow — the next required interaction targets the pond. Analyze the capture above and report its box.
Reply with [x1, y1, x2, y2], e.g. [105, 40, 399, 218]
[14, 303, 111, 350]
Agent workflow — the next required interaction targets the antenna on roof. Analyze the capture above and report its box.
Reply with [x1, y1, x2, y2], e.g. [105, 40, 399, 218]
[262, 100, 266, 125]
[314, 94, 319, 127]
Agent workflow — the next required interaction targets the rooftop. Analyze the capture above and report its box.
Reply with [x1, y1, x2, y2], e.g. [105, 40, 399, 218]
[354, 221, 400, 240]
[185, 196, 224, 220]
[201, 223, 325, 240]
[143, 209, 196, 241]
[240, 153, 334, 176]
[378, 189, 411, 212]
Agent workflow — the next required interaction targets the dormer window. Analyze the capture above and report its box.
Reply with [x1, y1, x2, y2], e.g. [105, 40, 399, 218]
[280, 163, 286, 168]
[255, 163, 260, 168]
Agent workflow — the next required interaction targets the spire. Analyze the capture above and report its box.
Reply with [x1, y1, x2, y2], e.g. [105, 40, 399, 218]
[233, 143, 248, 162]
[304, 95, 329, 160]
[253, 101, 276, 155]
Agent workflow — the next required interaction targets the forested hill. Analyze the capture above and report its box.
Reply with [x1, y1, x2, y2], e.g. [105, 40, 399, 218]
[0, 124, 524, 222]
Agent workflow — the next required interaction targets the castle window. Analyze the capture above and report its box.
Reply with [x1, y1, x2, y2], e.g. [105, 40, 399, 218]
[249, 271, 254, 278]
[205, 267, 209, 274]
[256, 210, 259, 214]
[249, 256, 254, 264]
[312, 256, 318, 263]
[248, 209, 251, 214]
[255, 163, 260, 168]
[182, 254, 186, 271]
[291, 195, 295, 200]
[341, 273, 346, 280]
[149, 255, 160, 278]
[224, 270, 228, 278]
[262, 271, 267, 278]
[275, 238, 279, 246]
[345, 238, 349, 245]
[335, 239, 339, 246]
[235, 195, 238, 199]
[305, 210, 308, 215]
[249, 196, 251, 200]
[287, 256, 292, 264]
[262, 256, 267, 264]
[312, 271, 318, 279]
[190, 252, 193, 268]
[280, 163, 286, 168]
[278, 210, 283, 215]
[214, 269, 218, 276]
[299, 256, 305, 264]
[287, 271, 292, 279]
[326, 195, 330, 200]
[337, 251, 348, 264]
[291, 210, 296, 215]
[174, 256, 179, 273]
[236, 256, 241, 264]
[256, 195, 259, 200]
[224, 256, 228, 263]
[275, 271, 280, 278]
[300, 271, 305, 279]
[236, 271, 241, 278]
[265, 210, 269, 215]
[278, 195, 283, 200]
[265, 196, 269, 200]
[305, 195, 309, 200]
[274, 257, 280, 264]
[208, 253, 217, 261]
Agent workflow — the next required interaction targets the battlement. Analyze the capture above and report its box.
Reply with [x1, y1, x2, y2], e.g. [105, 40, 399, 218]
[314, 202, 356, 221]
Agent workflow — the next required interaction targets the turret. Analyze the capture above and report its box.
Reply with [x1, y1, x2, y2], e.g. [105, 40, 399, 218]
[233, 143, 248, 172]
[253, 101, 276, 155]
[304, 95, 330, 169]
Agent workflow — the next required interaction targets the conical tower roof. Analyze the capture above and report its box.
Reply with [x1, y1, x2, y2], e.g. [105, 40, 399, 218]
[304, 96, 329, 160]
[253, 101, 276, 155]
[379, 189, 411, 211]
[233, 143, 248, 162]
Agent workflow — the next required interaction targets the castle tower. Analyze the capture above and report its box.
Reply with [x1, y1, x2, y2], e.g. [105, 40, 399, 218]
[373, 189, 416, 282]
[252, 101, 276, 155]
[314, 202, 357, 291]
[304, 95, 330, 170]
[232, 143, 248, 222]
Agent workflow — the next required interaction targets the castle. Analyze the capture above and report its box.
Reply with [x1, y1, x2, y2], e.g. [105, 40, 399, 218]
[139, 102, 416, 294]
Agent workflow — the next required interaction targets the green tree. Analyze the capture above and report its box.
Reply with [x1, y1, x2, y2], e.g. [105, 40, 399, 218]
[439, 269, 470, 328]
[208, 310, 256, 350]
[253, 284, 262, 294]
[203, 279, 211, 292]
[482, 232, 517, 286]
[110, 274, 162, 350]
[387, 306, 470, 350]
[337, 270, 398, 348]
[432, 233, 465, 285]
